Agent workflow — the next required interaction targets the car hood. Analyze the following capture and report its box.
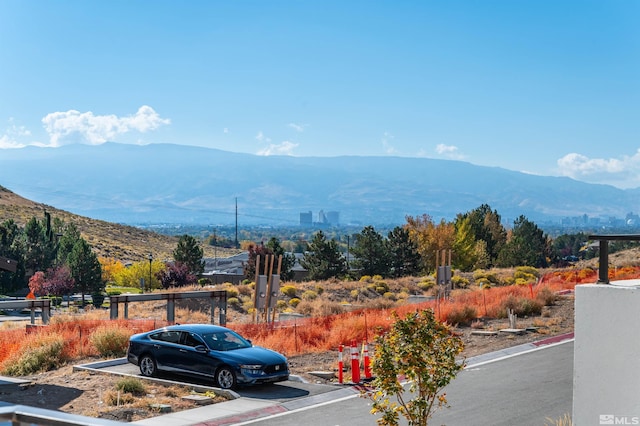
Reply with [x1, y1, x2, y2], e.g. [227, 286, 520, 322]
[218, 346, 287, 365]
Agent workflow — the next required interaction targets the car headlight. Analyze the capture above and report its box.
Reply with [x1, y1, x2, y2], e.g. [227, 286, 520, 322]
[239, 364, 263, 370]
[239, 364, 264, 374]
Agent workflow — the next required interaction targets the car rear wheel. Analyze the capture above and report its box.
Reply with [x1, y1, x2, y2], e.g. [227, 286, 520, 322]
[139, 355, 157, 377]
[216, 366, 237, 390]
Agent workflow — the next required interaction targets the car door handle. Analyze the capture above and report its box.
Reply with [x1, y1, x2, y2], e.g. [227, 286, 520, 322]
[153, 344, 160, 349]
[179, 349, 187, 353]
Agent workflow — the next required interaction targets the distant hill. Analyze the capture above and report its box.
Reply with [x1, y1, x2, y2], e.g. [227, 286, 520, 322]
[0, 186, 232, 263]
[0, 143, 637, 226]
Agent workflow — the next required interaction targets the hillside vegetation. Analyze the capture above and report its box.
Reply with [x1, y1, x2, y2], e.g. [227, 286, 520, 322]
[0, 186, 237, 263]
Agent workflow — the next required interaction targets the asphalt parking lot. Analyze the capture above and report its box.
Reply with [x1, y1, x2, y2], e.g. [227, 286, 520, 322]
[79, 359, 341, 403]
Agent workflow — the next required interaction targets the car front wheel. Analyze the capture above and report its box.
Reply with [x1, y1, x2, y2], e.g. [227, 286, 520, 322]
[139, 355, 157, 377]
[216, 366, 237, 390]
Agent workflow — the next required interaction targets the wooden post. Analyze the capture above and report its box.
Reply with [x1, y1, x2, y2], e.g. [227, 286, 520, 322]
[271, 255, 283, 324]
[253, 255, 260, 323]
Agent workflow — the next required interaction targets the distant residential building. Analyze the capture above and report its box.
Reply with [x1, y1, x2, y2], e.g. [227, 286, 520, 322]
[300, 211, 312, 226]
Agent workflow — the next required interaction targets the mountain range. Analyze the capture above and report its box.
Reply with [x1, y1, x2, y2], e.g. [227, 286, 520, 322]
[0, 143, 637, 227]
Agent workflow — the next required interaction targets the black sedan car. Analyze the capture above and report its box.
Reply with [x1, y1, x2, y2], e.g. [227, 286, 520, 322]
[127, 324, 289, 389]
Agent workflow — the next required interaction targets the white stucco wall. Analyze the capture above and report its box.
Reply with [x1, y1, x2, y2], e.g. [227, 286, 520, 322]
[573, 282, 640, 425]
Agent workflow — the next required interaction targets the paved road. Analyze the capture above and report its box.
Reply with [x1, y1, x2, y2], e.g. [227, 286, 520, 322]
[238, 340, 574, 426]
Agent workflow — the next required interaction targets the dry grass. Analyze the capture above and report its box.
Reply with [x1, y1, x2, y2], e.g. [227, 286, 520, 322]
[0, 187, 239, 263]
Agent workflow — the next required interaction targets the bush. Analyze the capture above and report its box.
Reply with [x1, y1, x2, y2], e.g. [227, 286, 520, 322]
[90, 325, 130, 357]
[91, 292, 105, 308]
[104, 390, 135, 406]
[499, 295, 543, 318]
[224, 287, 239, 298]
[281, 285, 297, 298]
[227, 297, 241, 308]
[451, 275, 470, 288]
[515, 266, 540, 278]
[115, 377, 147, 396]
[375, 282, 389, 294]
[289, 298, 301, 307]
[473, 270, 502, 285]
[236, 284, 253, 296]
[2, 335, 66, 376]
[418, 279, 435, 291]
[446, 305, 477, 326]
[536, 287, 557, 306]
[383, 292, 396, 300]
[302, 290, 318, 301]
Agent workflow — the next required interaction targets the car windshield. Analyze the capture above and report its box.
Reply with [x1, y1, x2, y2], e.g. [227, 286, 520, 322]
[202, 330, 252, 351]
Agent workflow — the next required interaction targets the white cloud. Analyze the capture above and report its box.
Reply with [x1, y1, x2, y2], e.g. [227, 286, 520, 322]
[41, 105, 170, 147]
[0, 119, 39, 148]
[435, 143, 465, 160]
[557, 151, 640, 188]
[0, 134, 22, 149]
[288, 123, 307, 132]
[255, 131, 271, 143]
[256, 141, 299, 156]
[382, 132, 397, 155]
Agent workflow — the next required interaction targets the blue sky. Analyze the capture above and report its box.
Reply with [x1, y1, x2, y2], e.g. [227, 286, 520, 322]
[1, 1, 638, 188]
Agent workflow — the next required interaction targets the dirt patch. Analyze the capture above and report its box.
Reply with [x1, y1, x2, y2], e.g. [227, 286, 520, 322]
[0, 294, 574, 422]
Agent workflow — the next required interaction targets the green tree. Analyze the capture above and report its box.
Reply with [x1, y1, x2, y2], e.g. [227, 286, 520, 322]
[56, 222, 81, 265]
[0, 219, 25, 294]
[68, 238, 103, 305]
[387, 226, 422, 277]
[351, 226, 390, 277]
[367, 309, 465, 425]
[551, 232, 587, 263]
[265, 237, 297, 282]
[452, 215, 477, 272]
[497, 215, 550, 268]
[300, 231, 347, 280]
[462, 204, 507, 266]
[173, 234, 205, 275]
[23, 216, 56, 276]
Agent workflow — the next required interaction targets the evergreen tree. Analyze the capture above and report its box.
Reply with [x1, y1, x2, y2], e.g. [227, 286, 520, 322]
[0, 219, 25, 294]
[497, 215, 550, 268]
[23, 216, 56, 276]
[56, 222, 81, 265]
[387, 226, 422, 277]
[300, 231, 347, 280]
[351, 226, 390, 277]
[68, 238, 103, 305]
[265, 237, 297, 282]
[173, 234, 205, 275]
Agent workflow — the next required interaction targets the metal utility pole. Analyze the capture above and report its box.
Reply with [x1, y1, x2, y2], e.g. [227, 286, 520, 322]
[235, 197, 239, 249]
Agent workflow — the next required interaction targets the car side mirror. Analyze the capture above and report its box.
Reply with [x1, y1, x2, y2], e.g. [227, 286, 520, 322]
[195, 345, 208, 353]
